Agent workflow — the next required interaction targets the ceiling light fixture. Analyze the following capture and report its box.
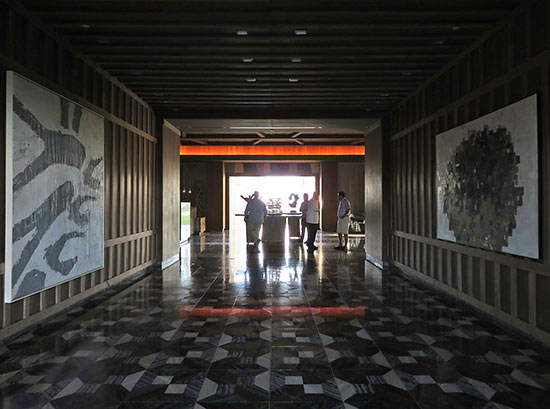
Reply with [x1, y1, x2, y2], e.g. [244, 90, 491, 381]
[81, 24, 91, 29]
[237, 29, 248, 36]
[291, 58, 302, 63]
[242, 57, 254, 63]
[452, 25, 461, 31]
[432, 39, 445, 45]
[246, 78, 257, 82]
[295, 29, 307, 35]
[289, 78, 299, 82]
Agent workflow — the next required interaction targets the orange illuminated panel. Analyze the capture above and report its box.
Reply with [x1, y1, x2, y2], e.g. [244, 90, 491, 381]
[180, 306, 365, 319]
[180, 145, 364, 156]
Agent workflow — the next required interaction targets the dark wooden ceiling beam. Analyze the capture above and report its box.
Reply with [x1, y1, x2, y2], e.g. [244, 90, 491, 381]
[88, 54, 455, 62]
[131, 84, 421, 91]
[115, 72, 436, 81]
[35, 9, 509, 21]
[78, 44, 465, 53]
[157, 98, 398, 104]
[49, 22, 492, 32]
[122, 76, 431, 83]
[149, 95, 403, 101]
[137, 93, 414, 99]
[99, 61, 449, 70]
[67, 34, 479, 45]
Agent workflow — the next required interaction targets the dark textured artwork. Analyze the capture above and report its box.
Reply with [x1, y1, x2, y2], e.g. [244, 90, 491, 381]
[436, 95, 538, 259]
[5, 72, 104, 302]
[443, 127, 523, 251]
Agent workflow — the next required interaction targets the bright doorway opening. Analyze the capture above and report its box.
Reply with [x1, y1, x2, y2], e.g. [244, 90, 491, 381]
[229, 176, 316, 230]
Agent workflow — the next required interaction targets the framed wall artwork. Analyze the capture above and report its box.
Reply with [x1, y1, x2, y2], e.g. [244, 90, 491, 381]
[436, 94, 539, 259]
[4, 71, 105, 302]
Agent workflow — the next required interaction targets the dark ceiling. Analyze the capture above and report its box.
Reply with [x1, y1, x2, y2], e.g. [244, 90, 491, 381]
[22, 0, 522, 121]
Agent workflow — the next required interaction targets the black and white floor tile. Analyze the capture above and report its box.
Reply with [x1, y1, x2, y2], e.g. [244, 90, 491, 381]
[1, 231, 550, 408]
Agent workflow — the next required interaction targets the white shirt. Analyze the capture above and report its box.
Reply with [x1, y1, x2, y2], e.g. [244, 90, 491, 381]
[306, 198, 319, 224]
[338, 197, 351, 218]
[244, 198, 267, 224]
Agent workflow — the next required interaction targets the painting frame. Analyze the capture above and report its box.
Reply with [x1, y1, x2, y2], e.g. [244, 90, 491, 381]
[4, 71, 105, 303]
[435, 94, 539, 259]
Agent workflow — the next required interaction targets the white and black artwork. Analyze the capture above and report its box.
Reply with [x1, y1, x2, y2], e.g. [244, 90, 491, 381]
[5, 72, 105, 302]
[436, 94, 539, 259]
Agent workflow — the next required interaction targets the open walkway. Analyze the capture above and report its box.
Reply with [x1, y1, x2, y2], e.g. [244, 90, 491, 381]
[1, 232, 550, 409]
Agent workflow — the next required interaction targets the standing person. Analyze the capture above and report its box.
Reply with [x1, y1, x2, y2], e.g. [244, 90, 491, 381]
[305, 191, 320, 251]
[298, 193, 309, 243]
[244, 191, 267, 250]
[335, 191, 351, 251]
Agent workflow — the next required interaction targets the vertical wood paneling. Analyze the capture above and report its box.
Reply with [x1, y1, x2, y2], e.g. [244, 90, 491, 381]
[0, 2, 158, 335]
[387, 1, 550, 345]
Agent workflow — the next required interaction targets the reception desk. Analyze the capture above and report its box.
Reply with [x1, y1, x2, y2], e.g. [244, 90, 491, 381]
[238, 213, 303, 243]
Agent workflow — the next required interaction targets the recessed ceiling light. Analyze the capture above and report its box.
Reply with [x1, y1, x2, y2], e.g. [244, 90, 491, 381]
[81, 24, 91, 29]
[432, 39, 445, 45]
[289, 78, 299, 82]
[452, 25, 461, 31]
[246, 78, 256, 82]
[295, 29, 307, 35]
[237, 29, 248, 36]
[242, 57, 254, 63]
[291, 58, 302, 63]
[154, 92, 163, 96]
[163, 100, 168, 103]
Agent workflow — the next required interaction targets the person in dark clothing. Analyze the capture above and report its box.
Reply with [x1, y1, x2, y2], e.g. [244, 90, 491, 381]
[298, 193, 309, 243]
[305, 191, 320, 251]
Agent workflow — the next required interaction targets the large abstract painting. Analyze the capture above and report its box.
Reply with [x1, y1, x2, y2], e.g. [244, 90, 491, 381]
[436, 94, 538, 259]
[5, 72, 104, 302]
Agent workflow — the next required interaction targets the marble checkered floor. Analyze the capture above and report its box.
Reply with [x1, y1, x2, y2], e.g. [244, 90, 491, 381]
[1, 231, 550, 408]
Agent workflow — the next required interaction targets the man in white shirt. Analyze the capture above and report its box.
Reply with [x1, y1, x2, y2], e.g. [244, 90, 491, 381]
[335, 191, 351, 251]
[305, 191, 320, 251]
[244, 191, 267, 249]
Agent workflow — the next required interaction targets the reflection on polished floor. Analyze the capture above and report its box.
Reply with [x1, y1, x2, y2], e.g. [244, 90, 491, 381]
[2, 232, 550, 409]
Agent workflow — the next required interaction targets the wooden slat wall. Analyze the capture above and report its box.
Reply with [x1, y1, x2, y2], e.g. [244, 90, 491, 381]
[337, 162, 365, 216]
[0, 0, 157, 338]
[387, 0, 550, 345]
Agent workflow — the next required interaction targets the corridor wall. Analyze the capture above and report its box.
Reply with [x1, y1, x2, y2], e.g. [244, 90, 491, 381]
[387, 0, 550, 345]
[0, 1, 157, 338]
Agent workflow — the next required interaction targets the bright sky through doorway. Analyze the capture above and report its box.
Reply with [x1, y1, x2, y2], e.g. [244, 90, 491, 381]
[229, 176, 316, 229]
